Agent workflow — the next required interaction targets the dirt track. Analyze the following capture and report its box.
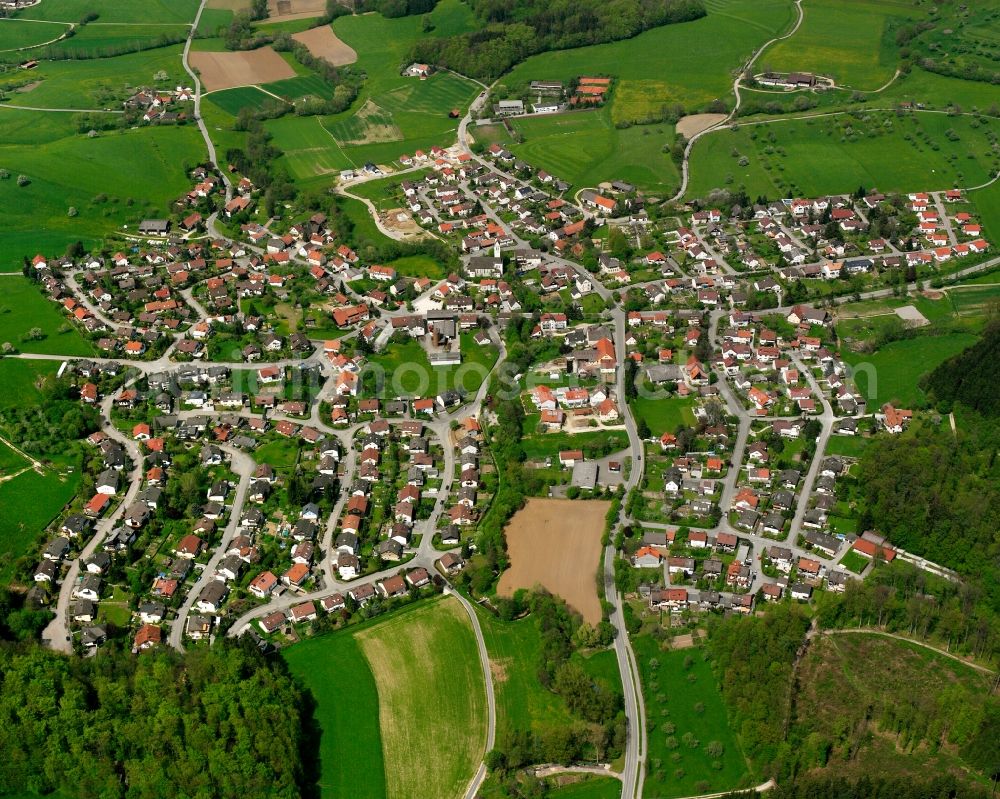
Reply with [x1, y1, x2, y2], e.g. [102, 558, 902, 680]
[292, 24, 357, 66]
[266, 0, 326, 21]
[190, 48, 295, 92]
[497, 497, 609, 624]
[675, 113, 727, 139]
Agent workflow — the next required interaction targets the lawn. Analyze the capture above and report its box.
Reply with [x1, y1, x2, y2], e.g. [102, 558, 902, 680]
[267, 114, 354, 181]
[355, 596, 486, 799]
[520, 428, 629, 461]
[0, 114, 203, 270]
[14, 0, 200, 23]
[502, 0, 795, 120]
[0, 359, 60, 407]
[840, 333, 978, 408]
[548, 776, 622, 798]
[388, 254, 444, 279]
[838, 549, 869, 574]
[633, 638, 751, 797]
[509, 108, 679, 192]
[283, 625, 386, 799]
[0, 276, 94, 355]
[365, 334, 497, 398]
[253, 439, 300, 470]
[205, 85, 283, 116]
[0, 464, 81, 584]
[0, 18, 70, 50]
[42, 23, 190, 56]
[823, 436, 870, 458]
[687, 112, 1000, 201]
[477, 610, 577, 733]
[761, 0, 918, 90]
[630, 396, 697, 437]
[0, 440, 29, 475]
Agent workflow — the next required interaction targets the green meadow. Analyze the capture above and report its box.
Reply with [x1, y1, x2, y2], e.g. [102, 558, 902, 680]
[629, 396, 698, 437]
[43, 23, 190, 57]
[634, 639, 751, 797]
[503, 0, 795, 121]
[355, 597, 486, 799]
[283, 627, 386, 799]
[14, 0, 200, 24]
[841, 333, 979, 408]
[0, 115, 203, 268]
[1, 45, 188, 109]
[0, 276, 94, 355]
[268, 114, 353, 180]
[509, 108, 679, 192]
[0, 19, 69, 51]
[206, 85, 281, 116]
[687, 112, 1000, 200]
[762, 0, 917, 90]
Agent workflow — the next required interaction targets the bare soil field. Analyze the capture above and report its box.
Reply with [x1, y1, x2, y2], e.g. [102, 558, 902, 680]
[265, 0, 326, 21]
[292, 24, 357, 66]
[498, 497, 609, 624]
[206, 0, 249, 9]
[676, 113, 727, 138]
[191, 48, 296, 92]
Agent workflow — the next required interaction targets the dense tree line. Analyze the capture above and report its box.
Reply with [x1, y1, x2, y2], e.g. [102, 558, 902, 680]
[704, 604, 810, 773]
[856, 417, 1000, 608]
[225, 121, 297, 216]
[357, 0, 437, 17]
[0, 641, 309, 799]
[921, 320, 1000, 417]
[410, 0, 706, 80]
[720, 774, 993, 799]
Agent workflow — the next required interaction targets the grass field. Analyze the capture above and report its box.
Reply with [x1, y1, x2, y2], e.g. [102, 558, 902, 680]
[823, 436, 870, 458]
[0, 276, 94, 355]
[761, 0, 917, 90]
[0, 359, 60, 408]
[15, 0, 200, 23]
[267, 114, 353, 180]
[43, 23, 190, 56]
[365, 334, 497, 398]
[520, 428, 629, 461]
[264, 72, 334, 102]
[349, 168, 433, 212]
[0, 440, 29, 476]
[792, 632, 996, 791]
[388, 254, 444, 279]
[356, 596, 486, 799]
[841, 332, 978, 408]
[634, 639, 751, 797]
[509, 108, 679, 192]
[688, 112, 1000, 200]
[629, 397, 697, 437]
[838, 550, 869, 574]
[548, 776, 622, 798]
[0, 118, 203, 270]
[0, 19, 70, 51]
[0, 466, 81, 583]
[2, 45, 187, 109]
[205, 85, 282, 115]
[282, 626, 386, 799]
[503, 0, 795, 121]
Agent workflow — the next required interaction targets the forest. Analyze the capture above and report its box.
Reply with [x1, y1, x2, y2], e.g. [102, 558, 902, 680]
[410, 0, 706, 79]
[704, 604, 811, 774]
[0, 641, 310, 799]
[856, 415, 1000, 608]
[921, 320, 1000, 417]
